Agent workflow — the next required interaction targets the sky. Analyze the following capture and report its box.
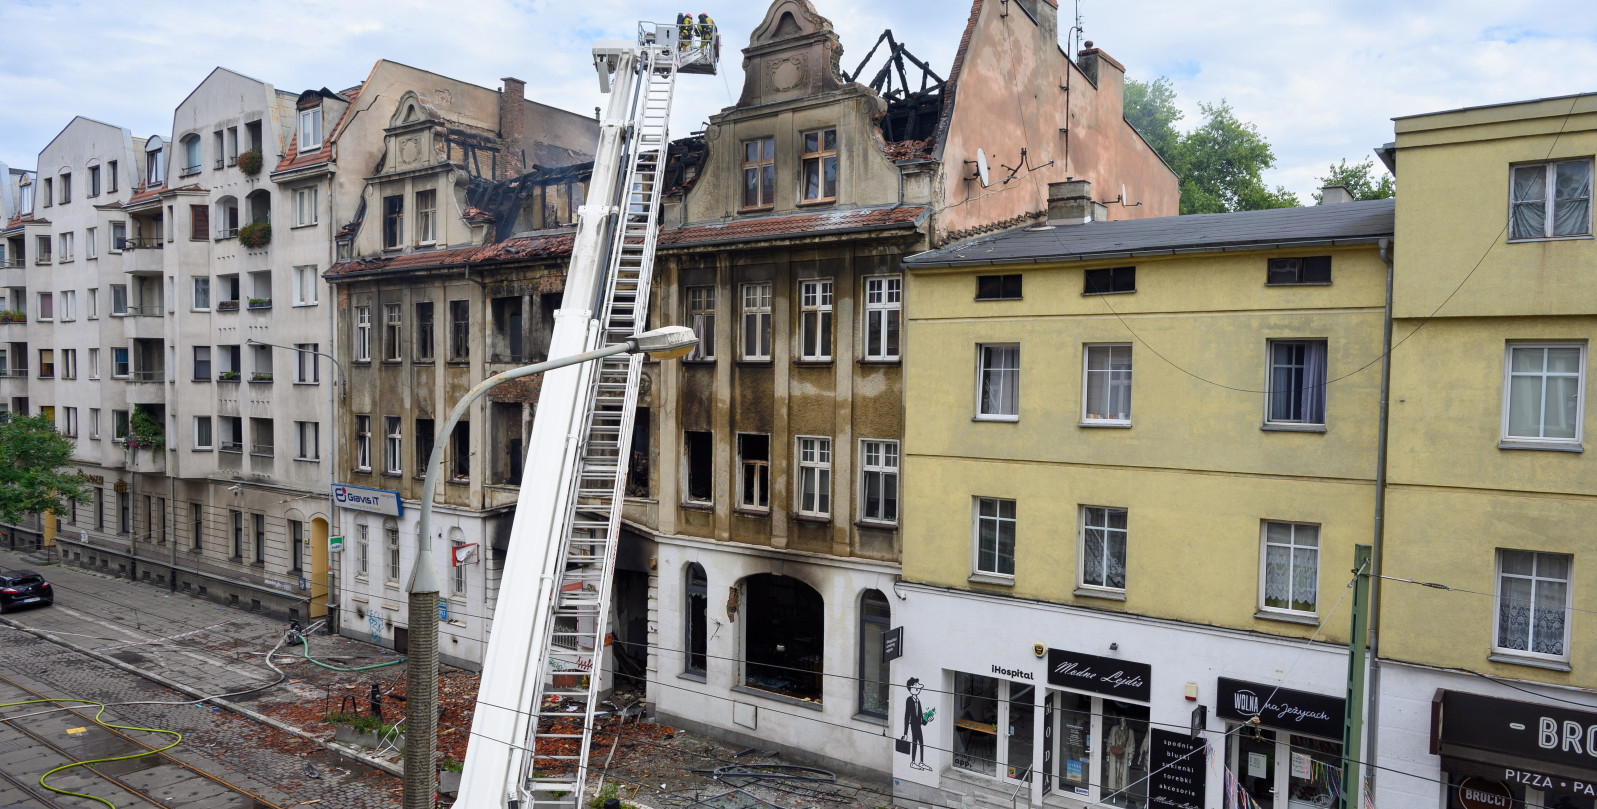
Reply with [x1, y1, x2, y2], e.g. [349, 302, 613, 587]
[2, 0, 1595, 203]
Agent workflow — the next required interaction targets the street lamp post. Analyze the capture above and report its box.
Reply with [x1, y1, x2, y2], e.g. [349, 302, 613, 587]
[403, 326, 695, 809]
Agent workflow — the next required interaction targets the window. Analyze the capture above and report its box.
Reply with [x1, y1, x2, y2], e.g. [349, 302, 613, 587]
[354, 306, 371, 361]
[111, 284, 127, 315]
[193, 416, 213, 450]
[290, 520, 304, 572]
[58, 173, 71, 203]
[190, 205, 209, 240]
[88, 165, 101, 197]
[293, 187, 318, 226]
[973, 497, 1016, 578]
[683, 430, 713, 503]
[740, 283, 772, 360]
[36, 349, 53, 379]
[85, 228, 97, 259]
[192, 277, 210, 310]
[181, 137, 201, 175]
[1082, 344, 1132, 424]
[977, 344, 1020, 419]
[89, 408, 101, 439]
[251, 417, 274, 455]
[415, 419, 435, 473]
[858, 590, 890, 717]
[62, 407, 78, 437]
[192, 346, 212, 380]
[801, 128, 838, 203]
[87, 288, 97, 318]
[450, 535, 467, 595]
[1509, 159, 1592, 240]
[952, 672, 1002, 776]
[416, 189, 436, 244]
[1267, 256, 1331, 285]
[685, 563, 707, 675]
[383, 195, 403, 249]
[742, 574, 824, 700]
[61, 349, 76, 379]
[189, 503, 202, 549]
[39, 291, 54, 320]
[296, 421, 320, 460]
[88, 349, 99, 379]
[799, 280, 833, 361]
[859, 440, 899, 524]
[742, 138, 775, 208]
[355, 415, 372, 471]
[1261, 521, 1319, 615]
[231, 511, 244, 558]
[448, 300, 470, 361]
[415, 302, 435, 362]
[1079, 506, 1127, 592]
[976, 274, 1023, 300]
[253, 514, 266, 562]
[385, 521, 401, 582]
[147, 147, 164, 185]
[383, 304, 402, 361]
[112, 347, 130, 378]
[293, 266, 317, 306]
[449, 422, 470, 481]
[36, 235, 51, 263]
[294, 343, 319, 383]
[300, 106, 323, 151]
[685, 287, 715, 361]
[864, 275, 902, 361]
[60, 290, 76, 321]
[355, 523, 370, 577]
[796, 436, 831, 517]
[737, 434, 769, 510]
[108, 160, 119, 192]
[113, 409, 130, 442]
[1502, 343, 1585, 446]
[1083, 266, 1135, 295]
[42, 178, 51, 208]
[219, 416, 243, 452]
[1495, 549, 1571, 659]
[384, 416, 402, 474]
[59, 232, 75, 261]
[110, 222, 125, 252]
[1266, 340, 1327, 426]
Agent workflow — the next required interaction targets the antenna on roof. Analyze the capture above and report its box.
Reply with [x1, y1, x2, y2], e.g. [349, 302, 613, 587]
[1070, 0, 1084, 54]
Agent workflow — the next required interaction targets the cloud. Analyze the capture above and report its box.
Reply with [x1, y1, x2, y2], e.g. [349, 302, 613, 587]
[2, 0, 1593, 202]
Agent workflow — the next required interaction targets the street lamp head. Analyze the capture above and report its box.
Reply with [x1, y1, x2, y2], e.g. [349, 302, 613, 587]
[627, 326, 698, 360]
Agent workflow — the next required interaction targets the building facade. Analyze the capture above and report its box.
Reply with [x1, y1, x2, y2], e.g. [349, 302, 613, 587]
[1373, 93, 1597, 809]
[632, 0, 1176, 781]
[894, 196, 1394, 809]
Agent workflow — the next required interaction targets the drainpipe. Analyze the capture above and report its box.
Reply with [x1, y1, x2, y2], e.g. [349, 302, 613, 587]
[1365, 237, 1395, 804]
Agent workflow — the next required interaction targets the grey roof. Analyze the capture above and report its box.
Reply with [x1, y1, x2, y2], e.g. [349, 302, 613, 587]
[905, 199, 1395, 267]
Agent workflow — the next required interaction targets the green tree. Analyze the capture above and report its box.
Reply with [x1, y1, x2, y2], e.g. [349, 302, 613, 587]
[0, 414, 91, 525]
[1313, 158, 1394, 203]
[1123, 81, 1300, 215]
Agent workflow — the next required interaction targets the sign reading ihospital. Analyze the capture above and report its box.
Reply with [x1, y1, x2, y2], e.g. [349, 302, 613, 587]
[332, 484, 404, 517]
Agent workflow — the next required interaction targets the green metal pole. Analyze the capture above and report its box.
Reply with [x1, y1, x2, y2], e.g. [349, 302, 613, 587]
[1341, 544, 1372, 809]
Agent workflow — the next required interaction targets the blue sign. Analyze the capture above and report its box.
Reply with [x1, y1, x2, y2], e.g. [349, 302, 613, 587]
[332, 484, 404, 516]
[438, 601, 449, 621]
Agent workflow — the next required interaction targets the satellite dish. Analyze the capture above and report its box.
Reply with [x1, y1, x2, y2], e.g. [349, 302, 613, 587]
[1121, 183, 1128, 204]
[976, 149, 991, 188]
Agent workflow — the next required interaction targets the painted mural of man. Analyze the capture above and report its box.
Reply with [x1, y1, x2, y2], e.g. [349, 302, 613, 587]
[901, 677, 932, 770]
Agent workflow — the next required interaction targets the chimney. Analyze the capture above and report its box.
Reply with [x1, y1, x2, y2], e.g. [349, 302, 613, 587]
[499, 77, 527, 179]
[1075, 41, 1128, 120]
[1034, 0, 1059, 57]
[1048, 179, 1104, 225]
[1319, 185, 1355, 205]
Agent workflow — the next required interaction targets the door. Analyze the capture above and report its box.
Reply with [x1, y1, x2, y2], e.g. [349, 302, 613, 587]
[1237, 729, 1277, 808]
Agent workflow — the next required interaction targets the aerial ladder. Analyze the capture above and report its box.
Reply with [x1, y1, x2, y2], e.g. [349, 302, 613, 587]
[456, 17, 718, 809]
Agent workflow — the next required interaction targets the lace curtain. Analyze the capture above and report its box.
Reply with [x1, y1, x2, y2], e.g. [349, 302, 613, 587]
[981, 346, 1019, 415]
[1497, 553, 1569, 656]
[1265, 524, 1318, 612]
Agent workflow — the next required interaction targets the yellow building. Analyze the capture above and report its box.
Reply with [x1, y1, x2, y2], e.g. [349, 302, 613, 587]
[1372, 93, 1597, 809]
[892, 181, 1394, 809]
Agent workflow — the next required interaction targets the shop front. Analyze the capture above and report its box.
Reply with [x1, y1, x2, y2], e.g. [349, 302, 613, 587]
[1214, 678, 1346, 809]
[1432, 690, 1597, 809]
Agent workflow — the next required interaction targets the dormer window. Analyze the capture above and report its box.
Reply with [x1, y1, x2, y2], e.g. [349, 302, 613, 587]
[742, 138, 775, 210]
[300, 107, 324, 151]
[801, 129, 837, 204]
[145, 140, 165, 186]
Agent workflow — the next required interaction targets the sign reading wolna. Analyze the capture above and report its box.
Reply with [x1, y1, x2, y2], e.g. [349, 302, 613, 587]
[332, 484, 403, 517]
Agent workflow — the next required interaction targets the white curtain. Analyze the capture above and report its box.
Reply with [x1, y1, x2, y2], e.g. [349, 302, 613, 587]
[1553, 161, 1592, 237]
[1512, 165, 1547, 239]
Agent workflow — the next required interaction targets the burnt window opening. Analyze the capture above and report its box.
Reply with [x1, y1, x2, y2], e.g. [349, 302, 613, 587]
[448, 300, 470, 361]
[415, 418, 435, 474]
[685, 563, 707, 675]
[626, 408, 650, 498]
[848, 30, 946, 144]
[1267, 256, 1332, 286]
[491, 403, 523, 485]
[1084, 267, 1136, 295]
[742, 573, 824, 702]
[449, 421, 470, 482]
[738, 434, 769, 510]
[684, 431, 712, 504]
[976, 274, 1023, 301]
[490, 297, 524, 363]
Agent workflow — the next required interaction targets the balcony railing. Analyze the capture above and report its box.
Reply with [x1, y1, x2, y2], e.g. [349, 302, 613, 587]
[121, 238, 162, 250]
[214, 158, 225, 170]
[129, 369, 164, 382]
[216, 300, 240, 312]
[249, 373, 273, 383]
[179, 164, 202, 178]
[1, 258, 22, 269]
[219, 441, 244, 453]
[123, 305, 163, 317]
[217, 371, 241, 382]
[251, 443, 275, 456]
[0, 368, 27, 377]
[247, 298, 272, 310]
[216, 228, 239, 240]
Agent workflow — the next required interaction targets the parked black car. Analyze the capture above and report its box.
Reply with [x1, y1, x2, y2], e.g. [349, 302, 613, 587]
[0, 571, 53, 612]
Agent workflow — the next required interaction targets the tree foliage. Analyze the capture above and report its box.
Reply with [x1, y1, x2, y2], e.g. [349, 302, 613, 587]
[1313, 158, 1395, 203]
[1124, 79, 1300, 215]
[0, 414, 91, 525]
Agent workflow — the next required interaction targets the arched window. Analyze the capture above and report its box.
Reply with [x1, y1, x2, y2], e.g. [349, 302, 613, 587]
[214, 195, 239, 237]
[246, 189, 271, 225]
[180, 135, 202, 175]
[685, 563, 707, 675]
[858, 590, 891, 717]
[742, 573, 824, 701]
[383, 518, 400, 583]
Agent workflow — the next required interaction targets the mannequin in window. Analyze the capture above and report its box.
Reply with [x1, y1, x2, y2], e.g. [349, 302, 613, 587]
[1105, 717, 1135, 794]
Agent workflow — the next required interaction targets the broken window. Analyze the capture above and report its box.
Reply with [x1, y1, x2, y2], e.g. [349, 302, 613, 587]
[492, 403, 523, 485]
[491, 297, 525, 363]
[685, 563, 707, 675]
[741, 138, 775, 209]
[449, 420, 470, 481]
[737, 434, 769, 510]
[685, 286, 715, 361]
[684, 431, 712, 504]
[742, 573, 823, 702]
[383, 195, 403, 249]
[626, 408, 650, 498]
[448, 300, 470, 361]
[415, 418, 435, 474]
[415, 301, 435, 362]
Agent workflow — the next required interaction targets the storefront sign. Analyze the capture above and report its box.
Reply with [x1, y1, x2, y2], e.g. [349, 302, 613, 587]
[1041, 698, 1054, 796]
[882, 627, 903, 662]
[1216, 677, 1344, 740]
[329, 535, 344, 553]
[1046, 648, 1150, 702]
[332, 484, 403, 517]
[1148, 729, 1206, 809]
[1435, 690, 1597, 788]
[1455, 777, 1514, 809]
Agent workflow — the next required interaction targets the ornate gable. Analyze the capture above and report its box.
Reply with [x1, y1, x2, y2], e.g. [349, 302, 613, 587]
[737, 0, 847, 107]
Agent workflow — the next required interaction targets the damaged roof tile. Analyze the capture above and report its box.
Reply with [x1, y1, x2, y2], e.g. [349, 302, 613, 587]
[659, 206, 927, 247]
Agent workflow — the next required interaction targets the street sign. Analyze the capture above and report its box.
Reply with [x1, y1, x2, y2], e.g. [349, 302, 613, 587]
[329, 535, 344, 553]
[1191, 704, 1207, 740]
[439, 601, 449, 621]
[331, 484, 404, 516]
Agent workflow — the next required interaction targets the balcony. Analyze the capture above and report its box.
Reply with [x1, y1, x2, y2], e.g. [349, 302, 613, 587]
[249, 372, 273, 383]
[251, 443, 274, 457]
[219, 440, 244, 453]
[129, 369, 164, 383]
[0, 311, 24, 324]
[1, 259, 22, 269]
[129, 447, 166, 474]
[121, 238, 162, 250]
[217, 371, 241, 382]
[216, 300, 240, 312]
[126, 245, 164, 275]
[246, 298, 272, 311]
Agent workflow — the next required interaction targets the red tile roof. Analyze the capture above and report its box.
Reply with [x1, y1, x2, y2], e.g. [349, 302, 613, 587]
[124, 181, 161, 206]
[658, 206, 926, 247]
[326, 230, 576, 277]
[274, 132, 330, 173]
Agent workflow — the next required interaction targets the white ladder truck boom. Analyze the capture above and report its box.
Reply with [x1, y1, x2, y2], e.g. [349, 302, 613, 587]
[457, 18, 718, 809]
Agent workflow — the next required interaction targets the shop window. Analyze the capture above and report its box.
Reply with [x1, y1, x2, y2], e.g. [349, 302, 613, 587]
[1225, 727, 1344, 809]
[953, 672, 1001, 776]
[685, 563, 707, 675]
[857, 590, 890, 718]
[741, 573, 822, 702]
